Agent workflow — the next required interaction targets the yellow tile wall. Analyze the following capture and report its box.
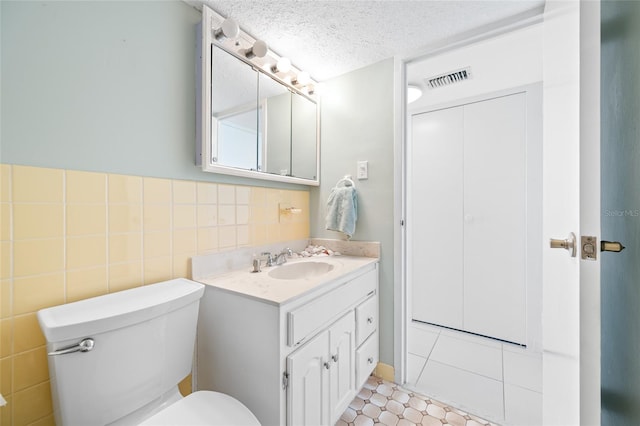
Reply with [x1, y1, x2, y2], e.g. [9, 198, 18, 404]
[0, 164, 310, 426]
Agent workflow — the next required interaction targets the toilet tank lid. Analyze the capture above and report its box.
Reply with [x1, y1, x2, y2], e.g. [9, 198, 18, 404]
[37, 278, 205, 344]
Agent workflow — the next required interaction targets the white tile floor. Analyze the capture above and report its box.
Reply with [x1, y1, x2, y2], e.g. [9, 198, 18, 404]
[405, 321, 542, 425]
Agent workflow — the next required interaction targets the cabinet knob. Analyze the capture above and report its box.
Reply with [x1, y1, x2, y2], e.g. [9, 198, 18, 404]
[367, 357, 374, 364]
[331, 354, 339, 362]
[367, 317, 374, 324]
[324, 362, 331, 370]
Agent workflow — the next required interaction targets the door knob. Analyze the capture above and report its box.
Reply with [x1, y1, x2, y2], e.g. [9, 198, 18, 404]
[550, 232, 577, 257]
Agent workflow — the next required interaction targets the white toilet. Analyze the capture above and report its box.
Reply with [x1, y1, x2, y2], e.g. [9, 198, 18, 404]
[37, 278, 260, 426]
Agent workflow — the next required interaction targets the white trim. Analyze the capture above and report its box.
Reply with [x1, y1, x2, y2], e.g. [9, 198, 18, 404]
[393, 55, 407, 385]
[579, 0, 601, 421]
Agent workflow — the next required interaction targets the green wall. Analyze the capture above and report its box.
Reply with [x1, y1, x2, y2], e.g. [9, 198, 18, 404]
[311, 58, 395, 365]
[0, 0, 298, 189]
[1, 0, 396, 367]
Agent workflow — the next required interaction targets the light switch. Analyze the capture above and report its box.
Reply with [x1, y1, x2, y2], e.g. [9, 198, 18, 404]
[357, 161, 368, 179]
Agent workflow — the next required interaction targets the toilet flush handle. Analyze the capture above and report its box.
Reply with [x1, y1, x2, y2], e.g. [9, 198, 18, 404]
[48, 338, 95, 356]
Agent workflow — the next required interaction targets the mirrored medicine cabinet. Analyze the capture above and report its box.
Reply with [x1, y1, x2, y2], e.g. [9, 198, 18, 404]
[196, 6, 320, 185]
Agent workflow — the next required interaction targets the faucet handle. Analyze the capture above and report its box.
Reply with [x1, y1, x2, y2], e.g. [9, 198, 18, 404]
[261, 252, 274, 266]
[252, 258, 262, 273]
[281, 248, 293, 256]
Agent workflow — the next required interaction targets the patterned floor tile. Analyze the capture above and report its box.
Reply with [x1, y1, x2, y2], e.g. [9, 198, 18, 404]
[339, 376, 496, 426]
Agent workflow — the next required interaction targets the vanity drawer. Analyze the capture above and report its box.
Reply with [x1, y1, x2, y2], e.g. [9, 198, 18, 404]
[356, 333, 378, 390]
[355, 295, 377, 347]
[288, 268, 376, 346]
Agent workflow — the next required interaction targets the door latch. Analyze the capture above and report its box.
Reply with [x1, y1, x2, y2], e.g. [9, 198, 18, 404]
[581, 236, 625, 261]
[581, 236, 598, 260]
[601, 240, 625, 253]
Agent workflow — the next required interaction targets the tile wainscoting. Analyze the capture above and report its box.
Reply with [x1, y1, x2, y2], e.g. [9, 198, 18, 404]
[0, 163, 310, 426]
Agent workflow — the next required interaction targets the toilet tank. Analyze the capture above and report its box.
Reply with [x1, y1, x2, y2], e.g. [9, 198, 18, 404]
[37, 278, 205, 426]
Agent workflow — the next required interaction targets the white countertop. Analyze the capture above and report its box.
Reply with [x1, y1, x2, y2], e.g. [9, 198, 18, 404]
[195, 255, 378, 306]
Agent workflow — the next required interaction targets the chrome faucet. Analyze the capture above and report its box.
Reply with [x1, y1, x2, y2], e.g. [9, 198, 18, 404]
[275, 248, 293, 265]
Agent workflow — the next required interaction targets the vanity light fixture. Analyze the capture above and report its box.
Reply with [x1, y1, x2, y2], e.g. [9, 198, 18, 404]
[271, 57, 292, 74]
[245, 40, 268, 59]
[206, 7, 318, 100]
[213, 18, 240, 41]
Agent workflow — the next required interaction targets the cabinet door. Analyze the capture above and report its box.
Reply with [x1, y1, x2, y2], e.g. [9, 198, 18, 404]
[328, 312, 356, 423]
[463, 93, 527, 344]
[410, 106, 465, 329]
[410, 93, 528, 345]
[287, 330, 329, 426]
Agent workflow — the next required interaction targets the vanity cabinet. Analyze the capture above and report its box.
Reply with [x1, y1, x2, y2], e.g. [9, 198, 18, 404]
[287, 311, 354, 425]
[196, 261, 378, 426]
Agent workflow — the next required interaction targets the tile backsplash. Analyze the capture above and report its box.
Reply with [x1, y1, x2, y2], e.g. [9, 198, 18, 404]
[0, 163, 309, 426]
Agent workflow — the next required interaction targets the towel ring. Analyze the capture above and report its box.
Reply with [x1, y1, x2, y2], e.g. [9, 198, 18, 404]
[336, 175, 355, 188]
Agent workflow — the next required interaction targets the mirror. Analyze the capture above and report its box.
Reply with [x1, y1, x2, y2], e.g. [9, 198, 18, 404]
[291, 93, 318, 180]
[260, 72, 291, 176]
[211, 45, 259, 171]
[197, 6, 320, 185]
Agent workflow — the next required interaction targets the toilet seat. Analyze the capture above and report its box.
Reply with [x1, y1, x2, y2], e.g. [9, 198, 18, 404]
[139, 391, 260, 426]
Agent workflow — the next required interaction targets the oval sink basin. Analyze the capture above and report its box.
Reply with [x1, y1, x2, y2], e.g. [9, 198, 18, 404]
[268, 261, 334, 280]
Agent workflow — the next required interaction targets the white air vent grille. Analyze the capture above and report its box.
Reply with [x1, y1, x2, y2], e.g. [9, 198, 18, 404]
[425, 67, 471, 89]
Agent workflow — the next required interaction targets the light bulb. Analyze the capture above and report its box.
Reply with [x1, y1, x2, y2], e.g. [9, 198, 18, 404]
[214, 18, 239, 41]
[245, 40, 268, 59]
[272, 57, 291, 74]
[293, 71, 311, 86]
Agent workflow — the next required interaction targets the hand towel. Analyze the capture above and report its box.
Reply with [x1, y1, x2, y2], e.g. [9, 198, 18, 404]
[325, 185, 358, 238]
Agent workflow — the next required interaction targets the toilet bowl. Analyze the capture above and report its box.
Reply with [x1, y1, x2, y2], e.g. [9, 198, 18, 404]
[138, 391, 260, 426]
[37, 278, 259, 426]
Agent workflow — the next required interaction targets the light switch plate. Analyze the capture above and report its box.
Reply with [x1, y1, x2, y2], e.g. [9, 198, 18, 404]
[357, 161, 368, 179]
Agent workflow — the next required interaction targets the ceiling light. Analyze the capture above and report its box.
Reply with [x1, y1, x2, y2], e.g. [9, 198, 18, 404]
[271, 57, 291, 74]
[213, 18, 239, 41]
[245, 40, 268, 59]
[407, 85, 423, 103]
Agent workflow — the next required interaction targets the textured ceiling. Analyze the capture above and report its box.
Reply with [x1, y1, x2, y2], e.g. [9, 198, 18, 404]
[188, 0, 545, 82]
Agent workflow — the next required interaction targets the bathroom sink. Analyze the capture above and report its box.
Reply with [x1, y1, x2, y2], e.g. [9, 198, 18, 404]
[268, 261, 334, 280]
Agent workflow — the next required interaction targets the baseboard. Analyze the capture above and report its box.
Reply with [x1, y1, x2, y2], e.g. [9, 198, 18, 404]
[373, 362, 395, 382]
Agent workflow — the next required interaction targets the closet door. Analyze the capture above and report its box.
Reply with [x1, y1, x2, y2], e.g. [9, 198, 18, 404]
[463, 93, 527, 343]
[410, 106, 464, 329]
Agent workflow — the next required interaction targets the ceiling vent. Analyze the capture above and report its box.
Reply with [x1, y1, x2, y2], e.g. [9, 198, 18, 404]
[425, 67, 471, 89]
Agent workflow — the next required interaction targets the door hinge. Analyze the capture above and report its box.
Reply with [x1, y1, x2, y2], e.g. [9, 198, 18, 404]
[282, 372, 289, 390]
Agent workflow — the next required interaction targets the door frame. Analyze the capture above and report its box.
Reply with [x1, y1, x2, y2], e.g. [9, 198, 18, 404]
[393, 11, 545, 388]
[394, 1, 601, 424]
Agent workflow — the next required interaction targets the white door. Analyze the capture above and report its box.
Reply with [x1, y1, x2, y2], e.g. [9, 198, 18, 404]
[328, 312, 356, 423]
[287, 331, 329, 426]
[542, 1, 600, 424]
